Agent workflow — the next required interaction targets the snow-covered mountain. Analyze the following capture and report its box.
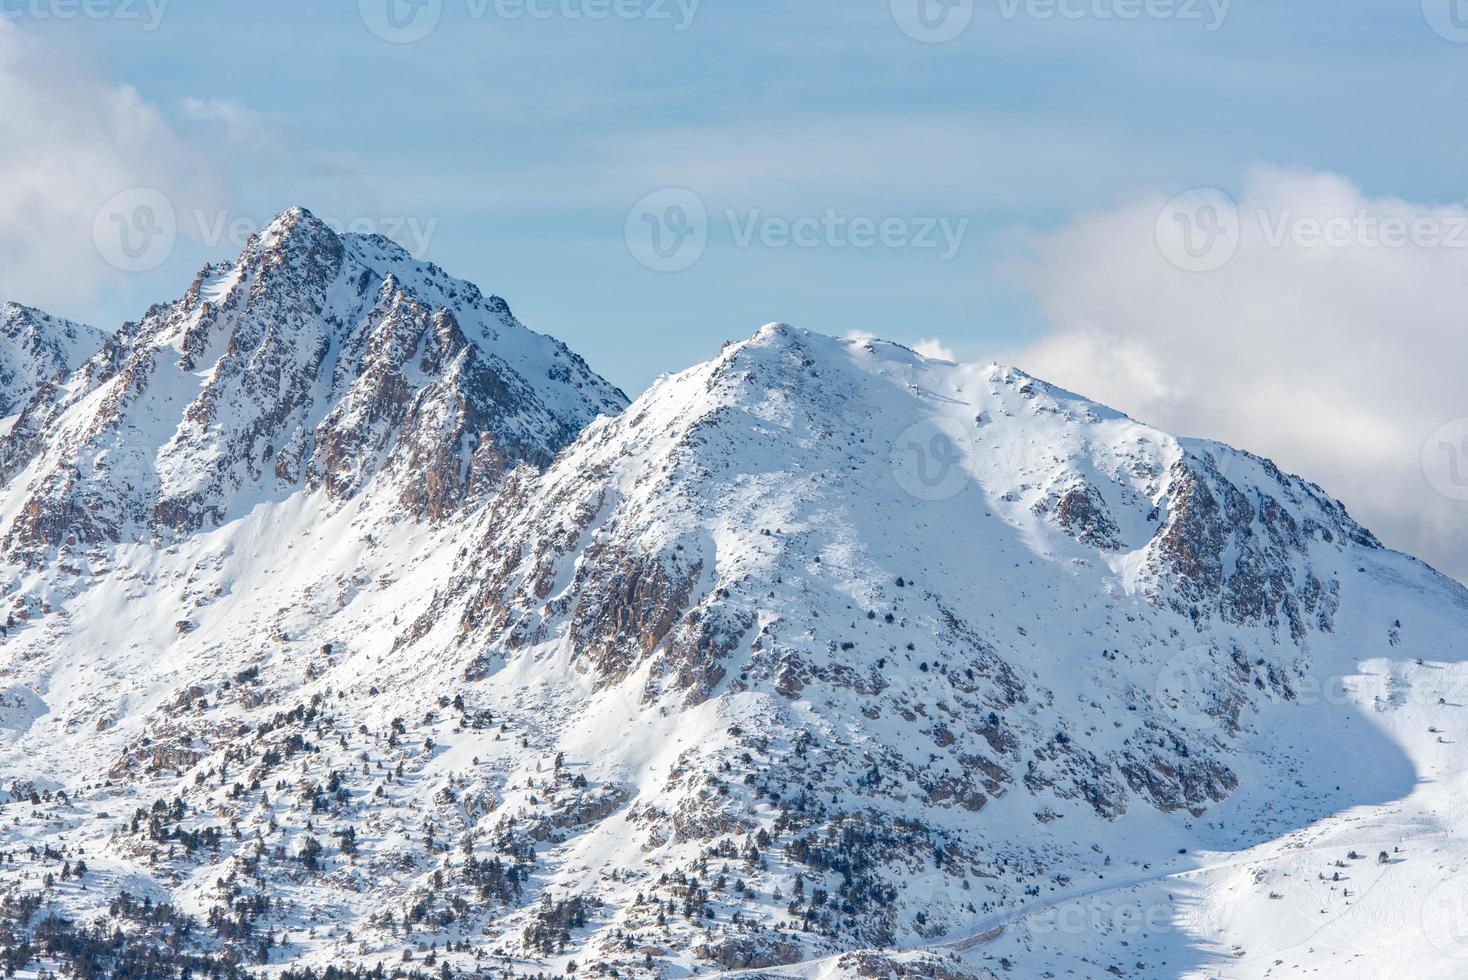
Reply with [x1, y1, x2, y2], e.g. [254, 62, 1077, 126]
[2, 219, 1467, 980]
[0, 302, 106, 419]
[0, 207, 625, 564]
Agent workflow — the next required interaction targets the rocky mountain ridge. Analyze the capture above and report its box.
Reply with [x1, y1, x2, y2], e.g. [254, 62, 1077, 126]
[0, 302, 107, 418]
[0, 207, 625, 565]
[0, 216, 1465, 979]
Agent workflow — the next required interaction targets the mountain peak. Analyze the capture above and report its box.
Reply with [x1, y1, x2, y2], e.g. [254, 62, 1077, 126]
[246, 205, 338, 260]
[259, 204, 323, 241]
[255, 206, 416, 265]
[0, 214, 627, 554]
[1, 300, 67, 328]
[4, 258, 1467, 978]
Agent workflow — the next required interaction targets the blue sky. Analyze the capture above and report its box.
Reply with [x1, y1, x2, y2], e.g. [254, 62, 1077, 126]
[6, 1, 1468, 580]
[9, 0, 1467, 394]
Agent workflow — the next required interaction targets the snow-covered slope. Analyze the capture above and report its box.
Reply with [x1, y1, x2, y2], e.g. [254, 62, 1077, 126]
[0, 302, 106, 418]
[0, 207, 625, 562]
[1, 278, 1466, 979]
[398, 324, 1468, 974]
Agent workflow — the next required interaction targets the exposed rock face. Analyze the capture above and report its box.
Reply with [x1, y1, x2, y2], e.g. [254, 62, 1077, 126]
[1, 293, 1465, 980]
[1050, 482, 1123, 550]
[837, 950, 995, 979]
[1145, 452, 1360, 635]
[695, 935, 805, 969]
[0, 302, 107, 417]
[0, 208, 625, 559]
[370, 323, 1449, 969]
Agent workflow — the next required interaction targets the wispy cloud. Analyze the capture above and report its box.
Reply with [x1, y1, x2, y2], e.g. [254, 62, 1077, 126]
[180, 97, 282, 154]
[0, 21, 222, 315]
[912, 337, 956, 362]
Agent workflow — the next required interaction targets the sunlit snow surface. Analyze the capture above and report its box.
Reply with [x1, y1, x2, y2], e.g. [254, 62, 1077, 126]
[1, 236, 1466, 978]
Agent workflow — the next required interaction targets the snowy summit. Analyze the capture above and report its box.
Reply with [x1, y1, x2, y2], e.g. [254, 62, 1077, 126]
[0, 209, 1466, 979]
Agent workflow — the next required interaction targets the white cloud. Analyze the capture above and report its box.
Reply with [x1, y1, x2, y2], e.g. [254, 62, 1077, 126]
[0, 21, 221, 315]
[1010, 166, 1468, 583]
[913, 337, 956, 362]
[180, 97, 281, 153]
[847, 330, 955, 362]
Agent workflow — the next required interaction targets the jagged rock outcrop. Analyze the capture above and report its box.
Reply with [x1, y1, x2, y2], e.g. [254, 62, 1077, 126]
[0, 302, 107, 416]
[1, 288, 1466, 980]
[0, 208, 626, 559]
